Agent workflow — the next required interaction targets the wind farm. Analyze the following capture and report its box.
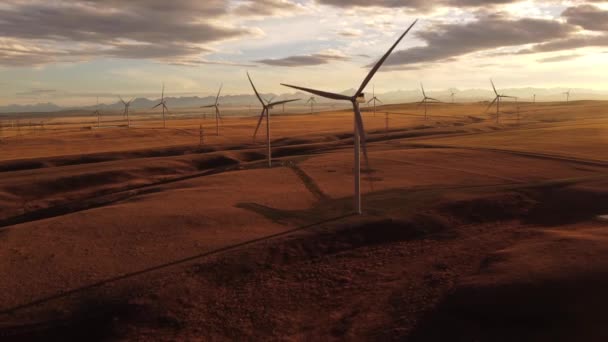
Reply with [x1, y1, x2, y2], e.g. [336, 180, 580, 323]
[0, 4, 607, 341]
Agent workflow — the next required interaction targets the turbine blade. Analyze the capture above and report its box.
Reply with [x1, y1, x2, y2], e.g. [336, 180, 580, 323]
[421, 83, 426, 97]
[215, 84, 223, 104]
[200, 105, 216, 108]
[119, 95, 126, 105]
[152, 103, 162, 109]
[253, 109, 265, 140]
[356, 19, 418, 96]
[247, 72, 266, 106]
[269, 98, 300, 107]
[281, 83, 351, 101]
[376, 98, 383, 104]
[427, 97, 441, 102]
[491, 79, 498, 95]
[486, 97, 498, 112]
[353, 104, 370, 172]
[367, 98, 374, 104]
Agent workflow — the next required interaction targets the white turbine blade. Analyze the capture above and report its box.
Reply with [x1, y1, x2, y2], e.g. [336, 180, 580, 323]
[356, 19, 418, 96]
[427, 97, 442, 102]
[161, 83, 165, 100]
[367, 98, 374, 104]
[376, 98, 383, 104]
[119, 95, 126, 105]
[247, 72, 266, 106]
[421, 83, 426, 97]
[200, 104, 216, 108]
[252, 109, 266, 139]
[281, 83, 350, 101]
[152, 102, 162, 109]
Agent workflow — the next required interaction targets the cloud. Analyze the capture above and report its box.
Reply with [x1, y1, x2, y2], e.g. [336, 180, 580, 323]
[514, 34, 608, 54]
[0, 0, 255, 66]
[338, 28, 364, 37]
[232, 0, 302, 16]
[256, 50, 350, 66]
[563, 4, 608, 32]
[315, 0, 522, 11]
[536, 54, 582, 63]
[379, 15, 575, 67]
[15, 89, 58, 97]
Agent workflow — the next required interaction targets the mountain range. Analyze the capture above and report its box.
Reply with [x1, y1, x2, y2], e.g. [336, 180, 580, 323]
[1, 87, 607, 114]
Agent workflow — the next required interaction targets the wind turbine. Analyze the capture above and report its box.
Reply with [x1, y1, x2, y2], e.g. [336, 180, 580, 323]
[418, 83, 441, 120]
[201, 84, 223, 135]
[247, 72, 300, 168]
[563, 89, 571, 103]
[152, 84, 170, 128]
[367, 86, 383, 117]
[450, 91, 456, 104]
[306, 97, 317, 114]
[487, 79, 517, 124]
[93, 97, 102, 128]
[119, 96, 134, 128]
[282, 19, 418, 215]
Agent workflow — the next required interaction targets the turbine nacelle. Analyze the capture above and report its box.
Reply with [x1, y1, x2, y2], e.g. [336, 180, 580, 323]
[356, 93, 366, 103]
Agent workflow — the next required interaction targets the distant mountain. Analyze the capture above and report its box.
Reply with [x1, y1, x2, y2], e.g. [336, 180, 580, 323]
[0, 102, 62, 114]
[1, 87, 607, 114]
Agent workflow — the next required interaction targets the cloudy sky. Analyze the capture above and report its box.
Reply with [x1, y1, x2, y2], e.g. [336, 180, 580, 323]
[1, 0, 607, 105]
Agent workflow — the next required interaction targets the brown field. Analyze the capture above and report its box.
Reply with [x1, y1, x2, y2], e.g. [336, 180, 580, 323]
[0, 101, 607, 341]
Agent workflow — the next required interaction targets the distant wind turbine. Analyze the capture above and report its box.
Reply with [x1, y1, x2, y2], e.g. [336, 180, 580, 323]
[450, 91, 456, 104]
[201, 84, 223, 136]
[367, 86, 383, 117]
[563, 89, 571, 103]
[248, 72, 300, 168]
[93, 97, 102, 128]
[306, 97, 317, 114]
[119, 96, 134, 128]
[152, 84, 170, 128]
[281, 19, 418, 215]
[487, 79, 517, 124]
[418, 83, 441, 120]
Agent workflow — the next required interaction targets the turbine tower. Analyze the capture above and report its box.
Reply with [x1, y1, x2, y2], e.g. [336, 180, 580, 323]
[367, 86, 382, 117]
[306, 97, 317, 114]
[487, 79, 516, 124]
[201, 84, 223, 136]
[248, 72, 300, 168]
[282, 19, 418, 215]
[533, 94, 536, 104]
[563, 89, 571, 103]
[152, 84, 170, 128]
[450, 91, 456, 104]
[119, 96, 134, 128]
[418, 83, 441, 120]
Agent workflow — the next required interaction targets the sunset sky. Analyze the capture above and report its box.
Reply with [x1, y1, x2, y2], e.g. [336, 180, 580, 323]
[1, 0, 607, 105]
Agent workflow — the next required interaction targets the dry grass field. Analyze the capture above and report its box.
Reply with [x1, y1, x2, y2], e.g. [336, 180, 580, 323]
[0, 101, 607, 340]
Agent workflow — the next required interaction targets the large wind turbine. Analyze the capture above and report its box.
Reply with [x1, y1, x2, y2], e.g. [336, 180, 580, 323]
[119, 96, 134, 128]
[487, 79, 516, 124]
[247, 72, 300, 168]
[418, 83, 441, 120]
[563, 89, 571, 103]
[152, 84, 170, 128]
[282, 19, 418, 215]
[201, 84, 223, 135]
[306, 97, 317, 114]
[367, 86, 382, 117]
